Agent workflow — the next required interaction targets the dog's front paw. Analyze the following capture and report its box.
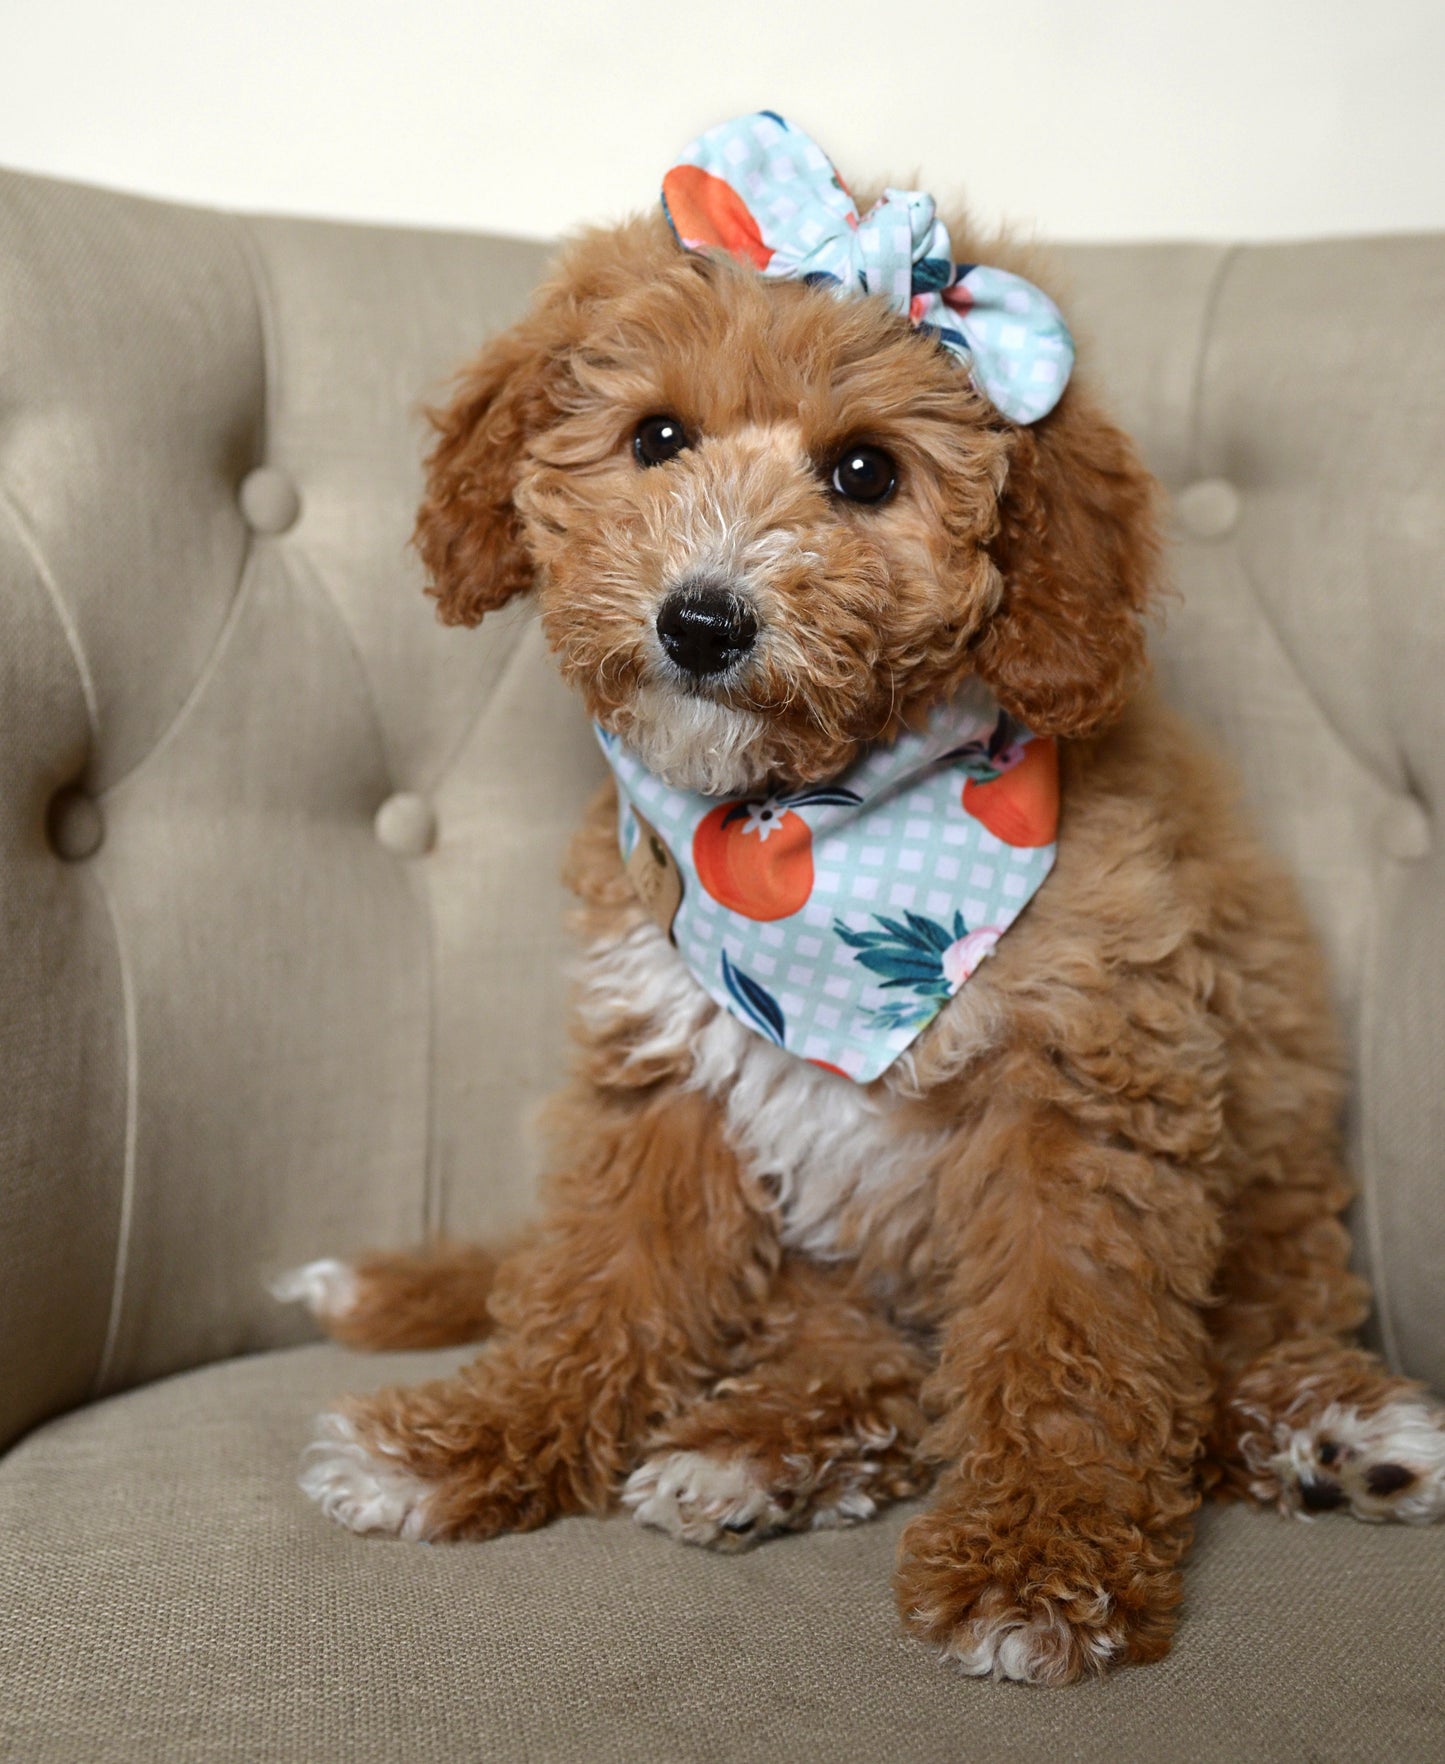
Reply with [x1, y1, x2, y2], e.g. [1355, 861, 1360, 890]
[299, 1411, 436, 1540]
[622, 1450, 801, 1550]
[298, 1380, 583, 1543]
[895, 1507, 1179, 1684]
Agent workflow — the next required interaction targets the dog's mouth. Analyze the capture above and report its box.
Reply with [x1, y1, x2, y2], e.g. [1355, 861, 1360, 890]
[613, 682, 771, 798]
[583, 556, 884, 797]
[607, 575, 777, 795]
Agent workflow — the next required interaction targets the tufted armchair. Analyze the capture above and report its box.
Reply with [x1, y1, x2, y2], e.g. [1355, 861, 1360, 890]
[2, 166, 1443, 1762]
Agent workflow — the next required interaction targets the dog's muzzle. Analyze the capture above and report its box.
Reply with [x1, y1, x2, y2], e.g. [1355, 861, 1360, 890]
[655, 580, 758, 679]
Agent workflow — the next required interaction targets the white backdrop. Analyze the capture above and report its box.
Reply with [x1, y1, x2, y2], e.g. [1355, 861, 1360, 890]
[4, 0, 1442, 242]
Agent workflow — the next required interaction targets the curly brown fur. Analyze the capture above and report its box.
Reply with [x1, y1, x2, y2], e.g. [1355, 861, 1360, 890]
[625, 1258, 934, 1546]
[297, 186, 1445, 1683]
[316, 1243, 504, 1351]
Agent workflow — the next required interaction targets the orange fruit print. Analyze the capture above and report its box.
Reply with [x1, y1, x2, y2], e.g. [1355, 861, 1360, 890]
[692, 786, 861, 922]
[693, 800, 815, 921]
[961, 738, 1060, 848]
[661, 165, 773, 270]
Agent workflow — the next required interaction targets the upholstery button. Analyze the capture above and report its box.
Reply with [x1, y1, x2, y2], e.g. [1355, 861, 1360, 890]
[1378, 799, 1431, 863]
[47, 788, 104, 862]
[374, 793, 437, 857]
[1177, 478, 1241, 539]
[238, 467, 301, 534]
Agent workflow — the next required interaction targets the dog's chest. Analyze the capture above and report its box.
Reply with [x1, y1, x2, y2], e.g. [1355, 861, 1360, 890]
[579, 922, 945, 1256]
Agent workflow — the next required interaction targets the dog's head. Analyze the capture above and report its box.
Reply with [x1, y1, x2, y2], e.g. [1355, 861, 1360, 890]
[415, 206, 1158, 796]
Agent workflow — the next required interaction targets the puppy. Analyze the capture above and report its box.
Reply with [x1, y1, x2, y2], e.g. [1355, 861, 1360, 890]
[284, 114, 1445, 1684]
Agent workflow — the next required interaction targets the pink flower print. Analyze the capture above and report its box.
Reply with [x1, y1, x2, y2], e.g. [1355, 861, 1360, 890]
[941, 927, 1001, 991]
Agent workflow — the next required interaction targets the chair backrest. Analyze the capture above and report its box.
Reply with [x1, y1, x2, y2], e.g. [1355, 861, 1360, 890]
[1, 168, 1440, 1451]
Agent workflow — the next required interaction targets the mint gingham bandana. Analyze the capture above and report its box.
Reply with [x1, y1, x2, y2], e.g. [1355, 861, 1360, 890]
[661, 111, 1075, 425]
[598, 685, 1059, 1083]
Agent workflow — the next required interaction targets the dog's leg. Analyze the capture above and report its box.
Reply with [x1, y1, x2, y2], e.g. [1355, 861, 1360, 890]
[1202, 1167, 1445, 1522]
[623, 1259, 932, 1549]
[273, 1242, 506, 1350]
[300, 1083, 778, 1541]
[893, 1101, 1216, 1685]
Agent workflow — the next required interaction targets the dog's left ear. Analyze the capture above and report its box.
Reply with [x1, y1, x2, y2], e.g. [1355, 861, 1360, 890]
[413, 315, 562, 628]
[971, 386, 1160, 739]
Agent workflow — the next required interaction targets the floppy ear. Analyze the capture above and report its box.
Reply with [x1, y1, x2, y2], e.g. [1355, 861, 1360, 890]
[413, 317, 560, 627]
[972, 386, 1161, 739]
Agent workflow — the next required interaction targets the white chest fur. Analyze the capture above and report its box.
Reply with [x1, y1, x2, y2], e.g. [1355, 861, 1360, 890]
[577, 921, 948, 1255]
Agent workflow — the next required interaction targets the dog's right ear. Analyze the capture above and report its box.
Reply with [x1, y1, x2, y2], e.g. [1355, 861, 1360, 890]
[414, 315, 561, 627]
[415, 217, 699, 626]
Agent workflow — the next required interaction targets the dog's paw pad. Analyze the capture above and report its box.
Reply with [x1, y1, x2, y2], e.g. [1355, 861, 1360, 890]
[622, 1450, 794, 1550]
[1267, 1399, 1445, 1524]
[299, 1412, 433, 1539]
[271, 1258, 359, 1322]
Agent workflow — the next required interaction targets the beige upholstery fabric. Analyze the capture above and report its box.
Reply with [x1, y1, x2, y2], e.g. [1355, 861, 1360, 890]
[2, 1345, 1442, 1763]
[0, 171, 589, 1444]
[2, 166, 1443, 1758]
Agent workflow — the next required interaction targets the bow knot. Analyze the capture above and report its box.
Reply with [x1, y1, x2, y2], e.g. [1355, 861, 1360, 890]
[662, 112, 1074, 425]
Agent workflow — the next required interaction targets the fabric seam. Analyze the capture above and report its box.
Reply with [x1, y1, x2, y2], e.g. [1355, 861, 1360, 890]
[89, 871, 141, 1396]
[0, 483, 101, 741]
[1356, 861, 1401, 1370]
[1184, 244, 1241, 478]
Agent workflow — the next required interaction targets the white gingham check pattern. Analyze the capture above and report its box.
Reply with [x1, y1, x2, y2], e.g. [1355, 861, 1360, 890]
[599, 682, 1057, 1082]
[662, 111, 1074, 425]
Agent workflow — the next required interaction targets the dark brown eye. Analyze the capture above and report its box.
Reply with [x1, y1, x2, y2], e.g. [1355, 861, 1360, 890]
[634, 414, 689, 467]
[830, 444, 897, 505]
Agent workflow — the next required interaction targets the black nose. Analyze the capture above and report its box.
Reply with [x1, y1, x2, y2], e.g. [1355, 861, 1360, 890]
[655, 584, 758, 678]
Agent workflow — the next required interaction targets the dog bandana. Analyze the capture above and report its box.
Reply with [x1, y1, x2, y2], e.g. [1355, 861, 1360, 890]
[661, 111, 1074, 425]
[598, 685, 1059, 1083]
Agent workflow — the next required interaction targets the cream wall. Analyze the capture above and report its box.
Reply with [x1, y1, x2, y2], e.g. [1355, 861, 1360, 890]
[3, 0, 1442, 242]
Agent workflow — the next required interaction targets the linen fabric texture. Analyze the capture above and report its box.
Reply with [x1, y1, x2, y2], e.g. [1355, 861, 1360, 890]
[2, 1342, 1443, 1764]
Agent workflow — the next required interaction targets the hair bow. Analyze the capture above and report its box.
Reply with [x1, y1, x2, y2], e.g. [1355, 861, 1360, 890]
[661, 111, 1074, 426]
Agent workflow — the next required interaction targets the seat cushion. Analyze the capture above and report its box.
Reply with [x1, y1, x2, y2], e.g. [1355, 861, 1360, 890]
[2, 1346, 1443, 1762]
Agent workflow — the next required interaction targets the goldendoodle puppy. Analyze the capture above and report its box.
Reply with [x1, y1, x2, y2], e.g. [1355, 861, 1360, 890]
[284, 113, 1445, 1684]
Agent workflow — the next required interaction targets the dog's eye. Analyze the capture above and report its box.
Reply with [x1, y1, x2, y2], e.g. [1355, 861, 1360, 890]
[634, 415, 690, 468]
[830, 445, 897, 506]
